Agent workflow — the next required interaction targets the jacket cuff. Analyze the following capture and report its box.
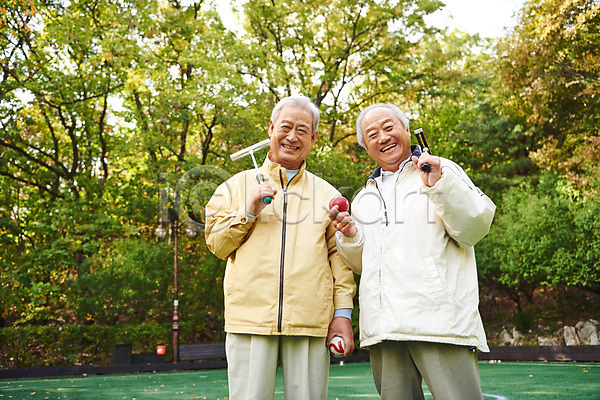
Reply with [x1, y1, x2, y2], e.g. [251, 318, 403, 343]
[333, 308, 352, 321]
[335, 227, 363, 246]
[234, 211, 256, 226]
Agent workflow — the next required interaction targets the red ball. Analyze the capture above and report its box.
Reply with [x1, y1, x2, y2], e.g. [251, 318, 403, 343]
[329, 196, 349, 212]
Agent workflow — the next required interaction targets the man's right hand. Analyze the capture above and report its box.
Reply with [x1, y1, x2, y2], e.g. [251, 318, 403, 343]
[246, 182, 277, 216]
[328, 206, 357, 238]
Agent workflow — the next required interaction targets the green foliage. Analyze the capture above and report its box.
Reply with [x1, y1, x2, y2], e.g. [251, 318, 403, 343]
[478, 173, 600, 311]
[391, 30, 540, 200]
[73, 239, 172, 324]
[510, 310, 534, 332]
[122, 1, 255, 170]
[1, 0, 599, 368]
[550, 190, 600, 291]
[240, 0, 442, 145]
[0, 323, 172, 368]
[306, 141, 374, 200]
[495, 0, 600, 188]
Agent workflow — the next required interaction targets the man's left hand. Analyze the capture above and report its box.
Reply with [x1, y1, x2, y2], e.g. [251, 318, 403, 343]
[327, 317, 354, 357]
[412, 152, 442, 187]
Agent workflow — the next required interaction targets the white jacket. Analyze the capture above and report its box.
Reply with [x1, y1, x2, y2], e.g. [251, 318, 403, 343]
[336, 156, 495, 351]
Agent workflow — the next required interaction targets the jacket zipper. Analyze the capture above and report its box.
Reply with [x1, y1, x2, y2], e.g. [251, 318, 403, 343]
[277, 170, 296, 332]
[373, 179, 387, 312]
[373, 180, 388, 226]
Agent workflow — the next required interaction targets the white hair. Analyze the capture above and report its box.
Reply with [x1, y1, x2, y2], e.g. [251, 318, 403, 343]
[355, 103, 410, 149]
[271, 96, 320, 133]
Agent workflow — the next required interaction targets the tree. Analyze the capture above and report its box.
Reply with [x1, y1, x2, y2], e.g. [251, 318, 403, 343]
[123, 1, 260, 172]
[0, 0, 147, 326]
[238, 0, 443, 147]
[395, 30, 538, 198]
[549, 183, 600, 294]
[495, 0, 600, 189]
[477, 173, 600, 311]
[0, 0, 243, 334]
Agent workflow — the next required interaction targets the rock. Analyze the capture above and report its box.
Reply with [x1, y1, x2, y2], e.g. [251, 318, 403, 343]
[563, 326, 580, 346]
[498, 327, 524, 346]
[494, 320, 598, 347]
[512, 327, 523, 346]
[499, 328, 514, 346]
[538, 337, 559, 346]
[578, 320, 599, 345]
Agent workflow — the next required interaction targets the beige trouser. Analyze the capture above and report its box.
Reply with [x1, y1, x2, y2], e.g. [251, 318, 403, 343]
[369, 341, 483, 400]
[225, 333, 329, 400]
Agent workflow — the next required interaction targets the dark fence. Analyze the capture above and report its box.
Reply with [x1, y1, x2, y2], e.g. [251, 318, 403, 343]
[1, 346, 598, 379]
[478, 345, 600, 362]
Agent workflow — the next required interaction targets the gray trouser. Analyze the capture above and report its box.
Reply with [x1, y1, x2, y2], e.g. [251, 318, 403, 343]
[225, 333, 329, 400]
[369, 341, 483, 400]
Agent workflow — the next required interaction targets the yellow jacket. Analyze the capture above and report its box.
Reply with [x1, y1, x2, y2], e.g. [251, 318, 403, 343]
[205, 155, 356, 337]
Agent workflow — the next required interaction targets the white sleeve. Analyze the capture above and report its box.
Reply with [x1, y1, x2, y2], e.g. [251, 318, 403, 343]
[423, 161, 496, 248]
[335, 225, 364, 275]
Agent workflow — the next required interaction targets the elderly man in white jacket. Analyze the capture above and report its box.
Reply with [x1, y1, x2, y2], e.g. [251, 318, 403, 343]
[329, 103, 496, 400]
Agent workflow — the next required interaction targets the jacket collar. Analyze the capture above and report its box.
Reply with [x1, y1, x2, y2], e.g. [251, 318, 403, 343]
[367, 145, 422, 183]
[262, 152, 307, 184]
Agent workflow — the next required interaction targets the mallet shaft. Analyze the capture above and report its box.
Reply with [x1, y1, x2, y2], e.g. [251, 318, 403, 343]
[249, 150, 272, 205]
[230, 139, 272, 205]
[414, 128, 431, 173]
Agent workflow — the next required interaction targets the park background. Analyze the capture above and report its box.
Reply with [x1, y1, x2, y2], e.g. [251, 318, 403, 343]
[1, 0, 599, 368]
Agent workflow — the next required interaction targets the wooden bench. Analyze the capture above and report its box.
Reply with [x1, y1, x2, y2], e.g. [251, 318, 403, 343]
[179, 343, 227, 368]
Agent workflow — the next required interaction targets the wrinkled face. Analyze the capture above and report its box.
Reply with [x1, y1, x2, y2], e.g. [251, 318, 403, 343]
[268, 104, 317, 170]
[361, 107, 412, 172]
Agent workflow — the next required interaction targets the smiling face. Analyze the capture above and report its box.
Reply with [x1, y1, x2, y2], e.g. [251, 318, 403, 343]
[268, 104, 317, 170]
[360, 107, 412, 172]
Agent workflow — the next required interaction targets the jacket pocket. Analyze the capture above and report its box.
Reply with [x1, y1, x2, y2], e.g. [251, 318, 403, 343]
[421, 256, 455, 307]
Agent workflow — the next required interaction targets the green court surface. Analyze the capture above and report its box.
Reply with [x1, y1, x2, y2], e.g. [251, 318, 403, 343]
[1, 361, 598, 400]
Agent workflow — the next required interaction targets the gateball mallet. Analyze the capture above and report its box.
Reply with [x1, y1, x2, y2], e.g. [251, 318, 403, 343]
[414, 128, 432, 173]
[230, 139, 272, 204]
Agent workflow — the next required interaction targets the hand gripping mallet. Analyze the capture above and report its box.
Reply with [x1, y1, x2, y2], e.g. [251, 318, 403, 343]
[414, 128, 431, 173]
[230, 139, 272, 204]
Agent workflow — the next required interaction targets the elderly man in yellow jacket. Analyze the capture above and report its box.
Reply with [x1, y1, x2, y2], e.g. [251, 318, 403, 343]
[205, 95, 356, 400]
[330, 103, 496, 400]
